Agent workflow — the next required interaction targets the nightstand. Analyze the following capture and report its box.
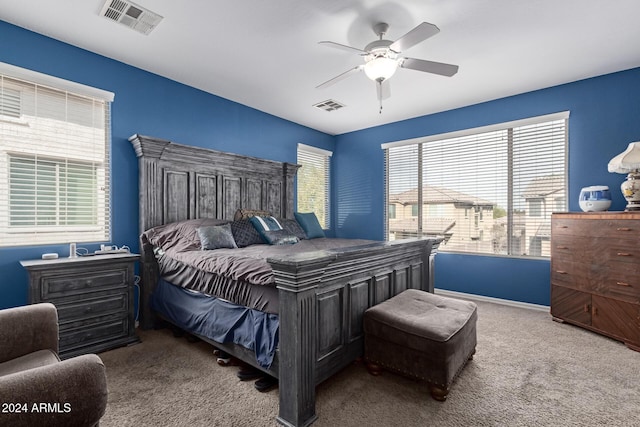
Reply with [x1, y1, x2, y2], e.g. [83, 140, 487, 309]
[20, 253, 141, 359]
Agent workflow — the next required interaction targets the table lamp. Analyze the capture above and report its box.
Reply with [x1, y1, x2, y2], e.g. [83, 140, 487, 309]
[608, 141, 640, 211]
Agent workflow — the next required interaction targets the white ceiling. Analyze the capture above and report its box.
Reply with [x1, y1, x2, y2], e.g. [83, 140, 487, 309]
[2, 0, 640, 135]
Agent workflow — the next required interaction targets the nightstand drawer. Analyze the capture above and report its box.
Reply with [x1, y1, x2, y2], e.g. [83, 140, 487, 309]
[42, 269, 127, 300]
[59, 317, 128, 351]
[57, 293, 128, 322]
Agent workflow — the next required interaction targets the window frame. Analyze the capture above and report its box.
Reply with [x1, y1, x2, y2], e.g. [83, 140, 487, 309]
[0, 62, 114, 247]
[296, 143, 332, 229]
[383, 111, 569, 259]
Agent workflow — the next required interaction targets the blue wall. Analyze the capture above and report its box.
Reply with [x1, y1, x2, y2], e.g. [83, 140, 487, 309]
[0, 21, 335, 309]
[3, 19, 640, 309]
[334, 67, 640, 306]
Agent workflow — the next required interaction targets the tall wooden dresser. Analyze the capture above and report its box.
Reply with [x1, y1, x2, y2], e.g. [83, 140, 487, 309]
[550, 212, 640, 351]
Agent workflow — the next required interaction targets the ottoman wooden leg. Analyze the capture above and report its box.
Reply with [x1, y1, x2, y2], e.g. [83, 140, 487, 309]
[429, 385, 449, 402]
[366, 362, 383, 376]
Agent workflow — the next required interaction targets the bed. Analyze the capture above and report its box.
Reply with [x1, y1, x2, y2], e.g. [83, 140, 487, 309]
[130, 134, 442, 427]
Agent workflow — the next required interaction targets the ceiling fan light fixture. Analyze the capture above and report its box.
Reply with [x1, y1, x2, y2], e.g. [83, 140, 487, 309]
[364, 56, 398, 82]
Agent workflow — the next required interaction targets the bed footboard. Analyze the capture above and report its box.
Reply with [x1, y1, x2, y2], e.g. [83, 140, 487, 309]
[269, 237, 440, 427]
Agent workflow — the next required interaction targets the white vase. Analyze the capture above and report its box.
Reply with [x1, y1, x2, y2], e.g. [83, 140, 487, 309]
[621, 172, 640, 211]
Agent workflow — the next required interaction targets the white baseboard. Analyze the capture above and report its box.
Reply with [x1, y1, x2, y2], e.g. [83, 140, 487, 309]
[434, 288, 550, 312]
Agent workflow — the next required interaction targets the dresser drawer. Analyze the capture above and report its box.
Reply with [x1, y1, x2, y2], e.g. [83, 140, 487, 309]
[598, 276, 640, 303]
[552, 257, 640, 296]
[551, 259, 590, 291]
[56, 293, 128, 322]
[42, 269, 127, 300]
[552, 218, 640, 238]
[552, 235, 639, 262]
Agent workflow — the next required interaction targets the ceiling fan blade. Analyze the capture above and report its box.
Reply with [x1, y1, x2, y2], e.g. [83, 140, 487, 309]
[319, 41, 368, 54]
[389, 22, 440, 53]
[316, 65, 363, 89]
[400, 57, 459, 77]
[376, 80, 391, 101]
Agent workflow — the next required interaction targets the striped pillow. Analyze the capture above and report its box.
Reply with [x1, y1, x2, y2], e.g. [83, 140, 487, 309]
[250, 216, 301, 244]
[249, 215, 283, 233]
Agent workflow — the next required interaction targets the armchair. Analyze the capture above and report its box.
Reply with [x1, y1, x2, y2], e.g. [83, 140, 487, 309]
[0, 303, 108, 427]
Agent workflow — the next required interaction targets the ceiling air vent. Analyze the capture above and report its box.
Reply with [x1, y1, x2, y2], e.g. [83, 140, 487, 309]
[313, 99, 345, 112]
[100, 0, 163, 35]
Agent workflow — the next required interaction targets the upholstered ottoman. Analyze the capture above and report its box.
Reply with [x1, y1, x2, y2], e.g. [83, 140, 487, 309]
[364, 289, 477, 401]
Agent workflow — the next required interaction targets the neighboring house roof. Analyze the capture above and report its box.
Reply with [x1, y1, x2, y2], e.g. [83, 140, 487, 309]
[389, 217, 456, 235]
[521, 175, 564, 199]
[389, 185, 494, 207]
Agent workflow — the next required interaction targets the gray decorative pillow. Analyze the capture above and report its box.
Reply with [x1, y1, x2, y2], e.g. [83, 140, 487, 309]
[197, 223, 238, 250]
[279, 218, 306, 240]
[262, 229, 299, 245]
[145, 218, 230, 252]
[230, 219, 264, 247]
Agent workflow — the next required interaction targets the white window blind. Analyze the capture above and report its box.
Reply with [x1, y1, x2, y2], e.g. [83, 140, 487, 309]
[0, 66, 113, 247]
[384, 112, 568, 258]
[297, 143, 332, 229]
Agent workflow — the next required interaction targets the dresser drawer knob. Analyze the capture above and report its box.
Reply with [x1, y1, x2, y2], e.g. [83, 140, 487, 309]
[616, 227, 632, 231]
[555, 270, 567, 275]
[556, 246, 568, 250]
[616, 252, 632, 257]
[558, 225, 568, 229]
[583, 304, 591, 313]
[616, 281, 631, 287]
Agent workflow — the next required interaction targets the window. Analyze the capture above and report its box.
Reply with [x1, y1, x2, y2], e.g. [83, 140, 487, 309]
[0, 63, 114, 247]
[388, 204, 396, 219]
[529, 199, 543, 217]
[9, 156, 98, 227]
[384, 112, 568, 257]
[411, 204, 418, 217]
[297, 143, 332, 229]
[0, 86, 20, 118]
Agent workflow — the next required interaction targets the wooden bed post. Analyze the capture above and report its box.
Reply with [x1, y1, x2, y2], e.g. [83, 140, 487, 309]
[269, 252, 337, 427]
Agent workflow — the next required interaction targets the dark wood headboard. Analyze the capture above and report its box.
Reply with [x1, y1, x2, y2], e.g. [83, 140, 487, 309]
[129, 134, 300, 234]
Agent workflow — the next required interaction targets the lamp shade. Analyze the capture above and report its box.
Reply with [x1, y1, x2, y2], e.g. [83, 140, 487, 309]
[608, 141, 640, 173]
[364, 57, 398, 81]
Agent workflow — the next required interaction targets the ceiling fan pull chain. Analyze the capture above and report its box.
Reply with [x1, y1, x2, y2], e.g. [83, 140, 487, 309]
[378, 81, 383, 114]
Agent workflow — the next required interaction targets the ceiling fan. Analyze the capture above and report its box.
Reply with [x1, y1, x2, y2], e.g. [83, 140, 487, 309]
[317, 21, 459, 112]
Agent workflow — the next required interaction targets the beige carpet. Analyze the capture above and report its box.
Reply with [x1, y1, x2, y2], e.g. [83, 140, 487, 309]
[98, 298, 640, 427]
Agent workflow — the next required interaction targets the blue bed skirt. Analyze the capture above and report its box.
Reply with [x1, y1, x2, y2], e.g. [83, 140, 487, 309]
[150, 279, 279, 369]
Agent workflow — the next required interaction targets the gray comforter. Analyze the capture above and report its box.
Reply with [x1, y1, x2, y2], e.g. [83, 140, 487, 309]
[152, 236, 376, 313]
